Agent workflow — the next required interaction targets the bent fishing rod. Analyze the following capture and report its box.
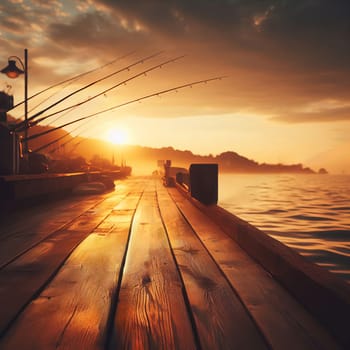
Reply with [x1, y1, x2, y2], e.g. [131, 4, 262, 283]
[24, 55, 185, 130]
[10, 51, 136, 111]
[15, 51, 162, 130]
[25, 76, 226, 142]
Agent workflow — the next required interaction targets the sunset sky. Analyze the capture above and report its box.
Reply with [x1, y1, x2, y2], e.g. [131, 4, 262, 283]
[1, 0, 350, 173]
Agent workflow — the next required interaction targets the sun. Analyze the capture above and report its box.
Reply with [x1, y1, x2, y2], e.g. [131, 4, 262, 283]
[107, 129, 128, 145]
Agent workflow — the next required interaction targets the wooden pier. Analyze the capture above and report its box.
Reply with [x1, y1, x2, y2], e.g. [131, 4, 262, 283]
[0, 176, 349, 349]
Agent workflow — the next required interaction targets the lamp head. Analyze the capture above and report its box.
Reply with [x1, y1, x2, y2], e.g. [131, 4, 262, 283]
[1, 59, 25, 79]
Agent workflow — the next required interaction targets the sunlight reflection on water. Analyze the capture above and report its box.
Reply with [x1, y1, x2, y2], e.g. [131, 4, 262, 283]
[218, 174, 350, 283]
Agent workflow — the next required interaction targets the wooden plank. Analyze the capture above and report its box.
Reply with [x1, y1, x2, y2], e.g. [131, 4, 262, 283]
[0, 191, 141, 349]
[0, 177, 144, 270]
[0, 187, 132, 336]
[109, 186, 197, 350]
[0, 192, 107, 239]
[176, 183, 350, 348]
[157, 183, 268, 350]
[0, 177, 145, 269]
[168, 187, 341, 350]
[0, 195, 111, 268]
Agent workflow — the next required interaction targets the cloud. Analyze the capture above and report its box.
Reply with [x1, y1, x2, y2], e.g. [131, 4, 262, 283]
[1, 0, 350, 124]
[273, 104, 350, 123]
[89, 0, 350, 119]
[92, 0, 350, 64]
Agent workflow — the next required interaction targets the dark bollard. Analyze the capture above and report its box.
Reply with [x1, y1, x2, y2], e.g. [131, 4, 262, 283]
[189, 163, 218, 205]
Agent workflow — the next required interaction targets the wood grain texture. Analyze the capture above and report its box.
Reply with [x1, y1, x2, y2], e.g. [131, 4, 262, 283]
[110, 185, 196, 350]
[0, 184, 134, 337]
[157, 183, 268, 350]
[0, 190, 142, 350]
[1, 176, 342, 350]
[175, 182, 350, 348]
[0, 196, 106, 268]
[168, 187, 341, 350]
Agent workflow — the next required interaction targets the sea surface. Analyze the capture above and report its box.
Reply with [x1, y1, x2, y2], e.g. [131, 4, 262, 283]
[218, 174, 350, 284]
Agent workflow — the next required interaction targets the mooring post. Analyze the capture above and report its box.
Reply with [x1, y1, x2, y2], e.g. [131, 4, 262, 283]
[189, 163, 218, 205]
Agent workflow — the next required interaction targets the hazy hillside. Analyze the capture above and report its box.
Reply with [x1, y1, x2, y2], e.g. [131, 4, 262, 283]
[73, 139, 322, 175]
[6, 116, 323, 175]
[7, 115, 71, 154]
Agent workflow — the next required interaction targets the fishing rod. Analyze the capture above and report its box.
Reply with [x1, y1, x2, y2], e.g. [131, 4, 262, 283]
[47, 133, 85, 155]
[35, 116, 98, 154]
[24, 55, 185, 130]
[36, 108, 120, 154]
[33, 132, 72, 153]
[16, 51, 162, 127]
[49, 121, 106, 155]
[67, 139, 84, 154]
[46, 122, 112, 157]
[47, 103, 79, 125]
[27, 51, 137, 115]
[35, 106, 118, 155]
[25, 76, 226, 142]
[10, 51, 136, 111]
[32, 122, 84, 153]
[15, 51, 162, 129]
[47, 119, 127, 159]
[37, 113, 123, 154]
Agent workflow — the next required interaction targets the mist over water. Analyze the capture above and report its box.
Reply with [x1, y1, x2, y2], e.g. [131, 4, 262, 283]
[218, 174, 350, 284]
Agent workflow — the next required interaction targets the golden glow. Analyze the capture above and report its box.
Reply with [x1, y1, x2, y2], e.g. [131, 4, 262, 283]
[107, 128, 128, 145]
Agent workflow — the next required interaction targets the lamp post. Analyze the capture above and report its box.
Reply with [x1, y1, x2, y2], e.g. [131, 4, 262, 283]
[1, 48, 29, 155]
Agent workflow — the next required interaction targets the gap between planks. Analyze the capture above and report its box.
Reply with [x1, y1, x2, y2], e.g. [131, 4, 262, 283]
[166, 185, 340, 350]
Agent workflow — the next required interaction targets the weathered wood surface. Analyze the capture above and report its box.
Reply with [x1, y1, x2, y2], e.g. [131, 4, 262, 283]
[1, 193, 141, 349]
[167, 186, 340, 350]
[174, 181, 350, 349]
[0, 190, 110, 268]
[0, 176, 344, 349]
[157, 183, 268, 350]
[109, 186, 197, 350]
[0, 180, 143, 338]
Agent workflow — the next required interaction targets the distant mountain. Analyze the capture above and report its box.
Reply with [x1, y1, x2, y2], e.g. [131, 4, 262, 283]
[214, 151, 317, 174]
[73, 140, 324, 175]
[6, 116, 324, 175]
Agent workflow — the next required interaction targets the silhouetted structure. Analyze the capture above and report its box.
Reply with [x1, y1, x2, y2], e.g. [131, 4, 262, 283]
[0, 124, 17, 174]
[0, 92, 20, 174]
[0, 91, 13, 123]
[190, 163, 218, 205]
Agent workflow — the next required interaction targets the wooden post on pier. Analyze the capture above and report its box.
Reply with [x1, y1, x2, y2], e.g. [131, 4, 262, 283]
[189, 163, 218, 205]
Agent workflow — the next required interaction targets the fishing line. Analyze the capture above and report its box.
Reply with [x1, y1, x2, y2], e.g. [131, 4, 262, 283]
[15, 51, 163, 129]
[10, 51, 136, 111]
[23, 55, 185, 130]
[25, 76, 226, 142]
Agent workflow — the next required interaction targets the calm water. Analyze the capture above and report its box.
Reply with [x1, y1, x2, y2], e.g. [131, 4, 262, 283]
[218, 174, 350, 283]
